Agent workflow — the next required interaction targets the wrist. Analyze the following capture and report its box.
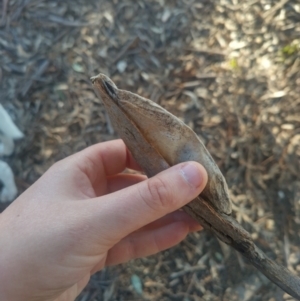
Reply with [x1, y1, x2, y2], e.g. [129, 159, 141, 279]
[0, 219, 28, 301]
[0, 248, 15, 300]
[0, 256, 32, 301]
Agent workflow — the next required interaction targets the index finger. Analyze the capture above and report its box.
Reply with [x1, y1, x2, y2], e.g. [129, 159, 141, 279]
[64, 139, 142, 177]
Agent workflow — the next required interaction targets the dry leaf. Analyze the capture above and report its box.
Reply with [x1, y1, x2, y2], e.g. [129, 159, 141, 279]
[91, 73, 300, 299]
[91, 73, 232, 215]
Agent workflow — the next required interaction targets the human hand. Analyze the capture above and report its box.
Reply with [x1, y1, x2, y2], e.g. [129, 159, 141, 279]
[0, 140, 207, 301]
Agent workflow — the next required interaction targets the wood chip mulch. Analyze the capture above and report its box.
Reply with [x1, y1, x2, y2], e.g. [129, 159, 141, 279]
[0, 0, 300, 300]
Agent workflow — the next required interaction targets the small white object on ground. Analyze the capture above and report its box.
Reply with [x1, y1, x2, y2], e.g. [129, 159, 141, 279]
[0, 104, 24, 202]
[0, 160, 18, 202]
[0, 104, 24, 139]
[0, 133, 15, 156]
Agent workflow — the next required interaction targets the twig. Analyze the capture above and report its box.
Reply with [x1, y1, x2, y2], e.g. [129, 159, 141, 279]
[21, 59, 49, 96]
[184, 198, 300, 299]
[10, 0, 31, 22]
[0, 0, 8, 26]
[262, 0, 290, 24]
[47, 15, 94, 27]
[170, 265, 206, 279]
[185, 47, 226, 56]
[112, 37, 139, 63]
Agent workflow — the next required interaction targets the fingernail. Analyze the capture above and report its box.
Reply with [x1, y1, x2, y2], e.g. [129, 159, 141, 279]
[180, 163, 203, 188]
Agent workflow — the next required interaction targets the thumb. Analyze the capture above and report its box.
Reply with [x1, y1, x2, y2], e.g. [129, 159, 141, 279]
[86, 162, 208, 243]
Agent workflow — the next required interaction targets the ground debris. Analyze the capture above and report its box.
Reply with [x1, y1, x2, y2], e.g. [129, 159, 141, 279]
[0, 0, 299, 300]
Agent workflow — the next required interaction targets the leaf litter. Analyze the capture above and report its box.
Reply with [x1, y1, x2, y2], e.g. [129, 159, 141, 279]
[0, 0, 300, 300]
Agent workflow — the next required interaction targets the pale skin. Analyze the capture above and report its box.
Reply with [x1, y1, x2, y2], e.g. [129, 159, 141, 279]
[0, 140, 208, 301]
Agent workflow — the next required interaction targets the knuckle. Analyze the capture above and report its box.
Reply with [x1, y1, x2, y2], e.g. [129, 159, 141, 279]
[142, 177, 174, 210]
[126, 237, 138, 261]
